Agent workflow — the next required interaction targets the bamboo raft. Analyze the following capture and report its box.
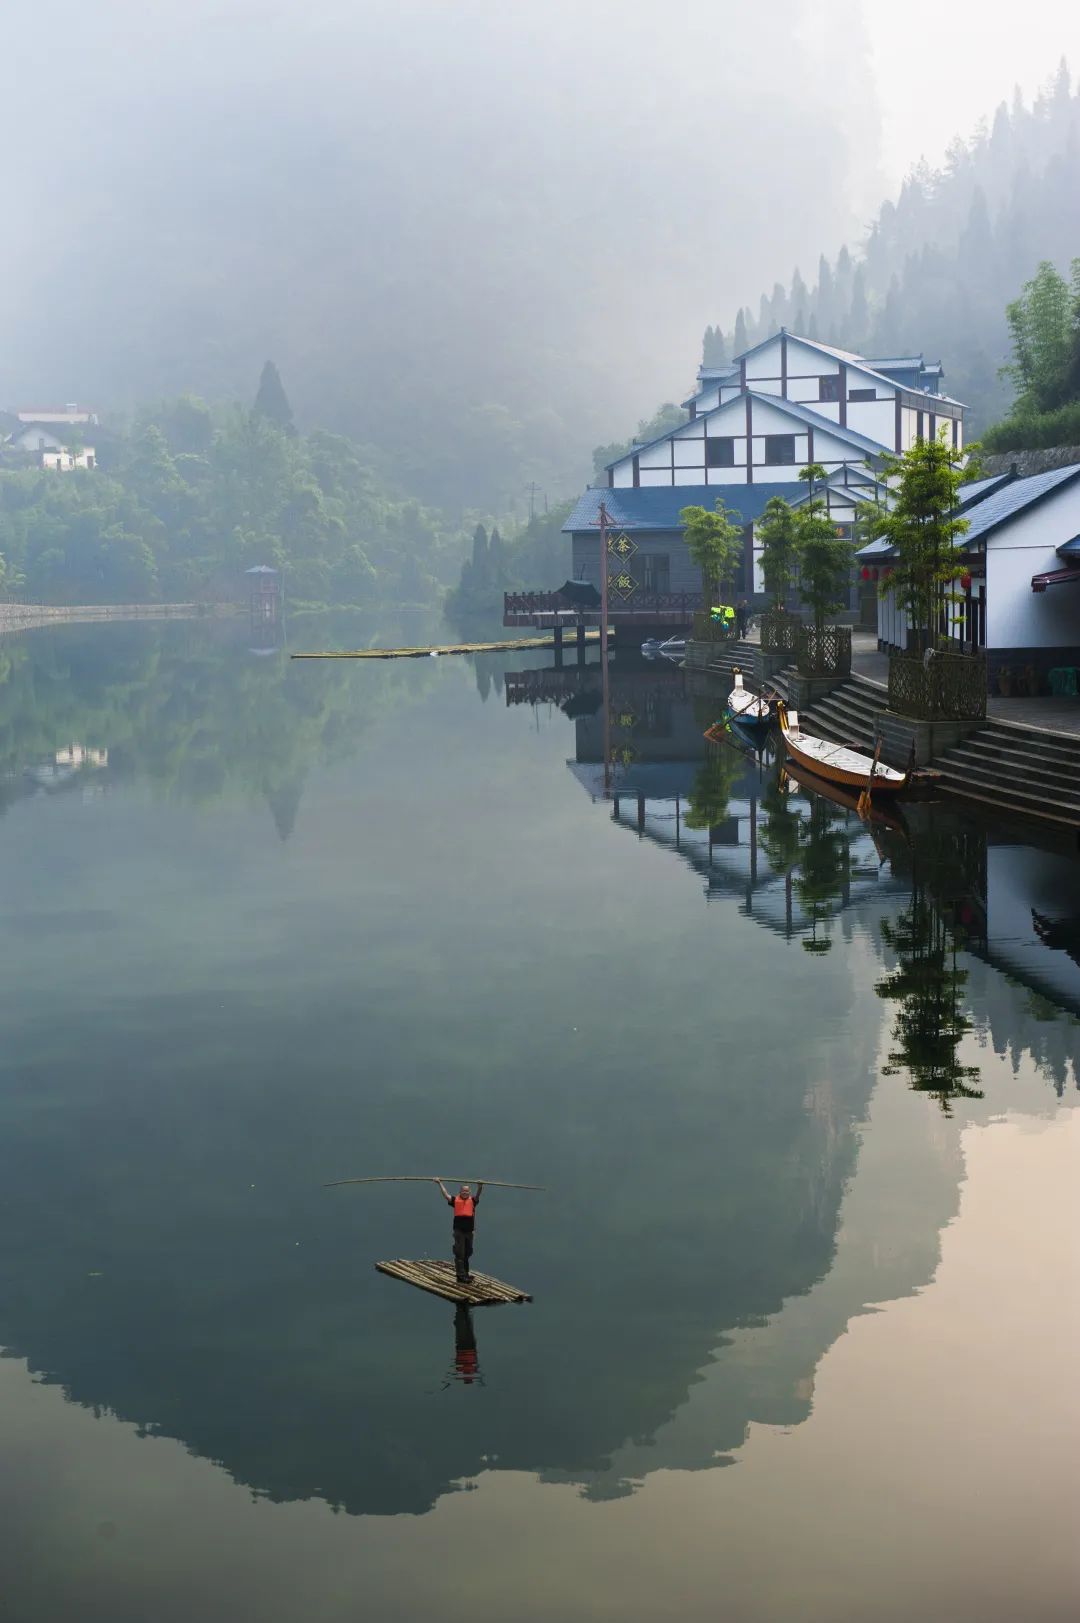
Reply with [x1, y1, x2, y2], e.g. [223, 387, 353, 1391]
[292, 630, 608, 661]
[375, 1259, 532, 1306]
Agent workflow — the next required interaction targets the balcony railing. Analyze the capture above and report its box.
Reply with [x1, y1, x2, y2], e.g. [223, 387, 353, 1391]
[504, 590, 704, 618]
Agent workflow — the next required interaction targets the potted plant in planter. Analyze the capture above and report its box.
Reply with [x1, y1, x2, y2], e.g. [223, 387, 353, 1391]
[1021, 664, 1039, 696]
[996, 666, 1014, 697]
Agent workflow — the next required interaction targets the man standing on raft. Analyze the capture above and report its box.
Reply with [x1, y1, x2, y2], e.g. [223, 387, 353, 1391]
[436, 1179, 484, 1282]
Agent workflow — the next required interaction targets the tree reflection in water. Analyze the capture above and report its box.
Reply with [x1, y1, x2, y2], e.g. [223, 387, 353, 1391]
[876, 829, 985, 1113]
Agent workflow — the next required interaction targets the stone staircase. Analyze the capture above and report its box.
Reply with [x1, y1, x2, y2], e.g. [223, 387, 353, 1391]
[768, 669, 1080, 831]
[683, 639, 758, 681]
[931, 721, 1080, 830]
[768, 668, 883, 750]
[689, 648, 1080, 830]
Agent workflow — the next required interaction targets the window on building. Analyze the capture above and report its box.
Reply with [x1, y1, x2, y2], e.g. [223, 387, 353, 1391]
[848, 388, 876, 402]
[705, 436, 735, 467]
[763, 434, 796, 465]
[643, 554, 670, 593]
[818, 375, 841, 402]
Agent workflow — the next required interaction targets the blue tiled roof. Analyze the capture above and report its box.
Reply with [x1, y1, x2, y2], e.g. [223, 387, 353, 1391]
[562, 484, 803, 533]
[956, 471, 1015, 507]
[856, 463, 1080, 560]
[962, 464, 1080, 545]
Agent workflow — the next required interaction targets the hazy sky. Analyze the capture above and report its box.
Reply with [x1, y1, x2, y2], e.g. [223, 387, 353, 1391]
[0, 0, 1074, 503]
[867, 1, 1075, 187]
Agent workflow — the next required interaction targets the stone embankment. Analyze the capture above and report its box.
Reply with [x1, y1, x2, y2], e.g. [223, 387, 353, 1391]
[980, 445, 1080, 478]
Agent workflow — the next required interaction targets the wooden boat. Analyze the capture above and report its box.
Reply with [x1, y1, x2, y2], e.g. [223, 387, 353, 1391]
[726, 670, 773, 740]
[776, 700, 911, 795]
[780, 755, 908, 833]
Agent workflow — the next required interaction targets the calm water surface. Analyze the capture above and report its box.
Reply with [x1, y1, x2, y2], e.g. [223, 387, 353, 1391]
[0, 620, 1077, 1622]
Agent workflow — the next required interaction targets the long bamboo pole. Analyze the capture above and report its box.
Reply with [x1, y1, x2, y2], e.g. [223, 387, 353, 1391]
[323, 1176, 546, 1190]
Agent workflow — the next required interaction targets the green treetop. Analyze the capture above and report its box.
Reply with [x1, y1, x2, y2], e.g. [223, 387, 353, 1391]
[794, 464, 851, 632]
[756, 494, 799, 608]
[858, 433, 970, 653]
[680, 496, 744, 604]
[1001, 258, 1080, 415]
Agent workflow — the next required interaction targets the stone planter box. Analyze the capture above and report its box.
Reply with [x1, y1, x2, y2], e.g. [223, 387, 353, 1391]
[887, 652, 987, 721]
[795, 624, 851, 678]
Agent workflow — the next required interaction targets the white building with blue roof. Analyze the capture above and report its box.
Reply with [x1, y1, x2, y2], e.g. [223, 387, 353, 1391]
[505, 329, 962, 631]
[858, 462, 1080, 694]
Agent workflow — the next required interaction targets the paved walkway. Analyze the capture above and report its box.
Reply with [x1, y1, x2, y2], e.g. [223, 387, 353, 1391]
[847, 630, 1080, 738]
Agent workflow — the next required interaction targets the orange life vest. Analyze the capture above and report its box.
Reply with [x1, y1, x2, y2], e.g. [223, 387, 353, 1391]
[453, 1195, 475, 1218]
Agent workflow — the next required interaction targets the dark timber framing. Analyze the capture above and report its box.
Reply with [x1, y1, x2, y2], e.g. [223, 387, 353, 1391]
[745, 395, 753, 484]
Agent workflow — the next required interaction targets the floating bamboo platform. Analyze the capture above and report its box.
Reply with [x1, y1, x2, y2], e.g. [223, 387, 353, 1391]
[292, 630, 608, 661]
[375, 1258, 532, 1306]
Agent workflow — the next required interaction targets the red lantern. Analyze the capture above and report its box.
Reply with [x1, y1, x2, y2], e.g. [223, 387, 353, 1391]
[961, 572, 972, 591]
[861, 566, 870, 580]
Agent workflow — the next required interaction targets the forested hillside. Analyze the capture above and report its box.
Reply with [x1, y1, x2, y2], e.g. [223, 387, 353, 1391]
[0, 378, 465, 607]
[699, 64, 1080, 434]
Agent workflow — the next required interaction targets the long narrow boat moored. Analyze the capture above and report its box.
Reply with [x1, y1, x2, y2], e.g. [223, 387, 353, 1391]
[777, 700, 910, 795]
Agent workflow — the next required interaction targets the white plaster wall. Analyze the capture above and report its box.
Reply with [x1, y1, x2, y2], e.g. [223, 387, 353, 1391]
[815, 428, 862, 463]
[984, 480, 1080, 648]
[748, 395, 804, 433]
[13, 427, 64, 451]
[787, 337, 837, 376]
[638, 443, 672, 470]
[673, 421, 704, 440]
[847, 398, 895, 446]
[787, 377, 823, 404]
[639, 468, 674, 487]
[743, 335, 784, 381]
[612, 462, 634, 488]
[902, 407, 919, 449]
[696, 388, 720, 411]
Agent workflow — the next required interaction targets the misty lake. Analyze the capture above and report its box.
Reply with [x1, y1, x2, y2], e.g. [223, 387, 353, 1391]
[0, 618, 1077, 1622]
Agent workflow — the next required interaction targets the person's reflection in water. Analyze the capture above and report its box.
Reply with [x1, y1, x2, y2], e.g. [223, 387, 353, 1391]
[438, 1304, 483, 1390]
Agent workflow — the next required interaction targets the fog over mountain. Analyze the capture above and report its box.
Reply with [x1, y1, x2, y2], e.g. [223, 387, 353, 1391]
[0, 0, 884, 508]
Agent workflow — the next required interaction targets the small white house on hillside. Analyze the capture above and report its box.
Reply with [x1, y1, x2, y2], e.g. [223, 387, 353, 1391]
[5, 405, 97, 470]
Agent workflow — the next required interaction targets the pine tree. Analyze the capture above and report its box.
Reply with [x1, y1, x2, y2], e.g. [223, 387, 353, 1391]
[733, 308, 749, 356]
[816, 254, 834, 339]
[790, 268, 809, 327]
[848, 266, 869, 346]
[253, 362, 297, 437]
[488, 526, 507, 582]
[471, 522, 488, 572]
[770, 283, 789, 330]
